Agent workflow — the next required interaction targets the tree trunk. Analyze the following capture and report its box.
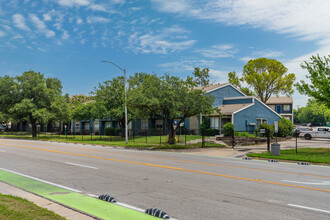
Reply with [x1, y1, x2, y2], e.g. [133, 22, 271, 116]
[168, 121, 176, 144]
[31, 121, 37, 137]
[119, 120, 125, 138]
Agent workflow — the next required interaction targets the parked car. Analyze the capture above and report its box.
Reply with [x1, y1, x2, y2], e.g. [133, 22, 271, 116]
[293, 127, 313, 137]
[300, 127, 330, 140]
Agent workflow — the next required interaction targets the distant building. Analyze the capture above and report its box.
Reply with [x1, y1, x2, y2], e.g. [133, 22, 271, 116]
[266, 97, 293, 122]
[186, 83, 283, 133]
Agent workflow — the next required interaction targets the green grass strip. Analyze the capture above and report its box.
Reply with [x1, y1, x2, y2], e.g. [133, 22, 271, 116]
[248, 148, 330, 164]
[0, 169, 157, 220]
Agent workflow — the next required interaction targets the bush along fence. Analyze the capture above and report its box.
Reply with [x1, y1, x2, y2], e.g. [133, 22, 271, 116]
[0, 128, 225, 147]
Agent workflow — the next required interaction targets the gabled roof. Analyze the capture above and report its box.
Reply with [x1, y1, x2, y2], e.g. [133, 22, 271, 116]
[194, 83, 229, 92]
[266, 96, 293, 104]
[194, 83, 246, 96]
[208, 103, 253, 116]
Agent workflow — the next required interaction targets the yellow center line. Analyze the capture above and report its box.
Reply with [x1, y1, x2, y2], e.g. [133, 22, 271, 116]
[2, 139, 330, 179]
[0, 142, 330, 193]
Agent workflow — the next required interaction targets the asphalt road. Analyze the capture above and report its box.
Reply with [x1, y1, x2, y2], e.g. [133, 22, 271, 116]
[0, 138, 329, 220]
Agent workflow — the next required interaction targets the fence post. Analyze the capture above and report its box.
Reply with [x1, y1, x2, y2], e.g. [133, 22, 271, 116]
[91, 132, 92, 141]
[185, 133, 186, 146]
[267, 130, 270, 153]
[231, 129, 236, 149]
[146, 129, 148, 143]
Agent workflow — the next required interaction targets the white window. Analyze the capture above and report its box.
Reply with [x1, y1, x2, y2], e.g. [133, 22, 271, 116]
[141, 120, 148, 129]
[84, 123, 90, 130]
[210, 117, 219, 129]
[94, 123, 99, 131]
[105, 122, 111, 128]
[283, 105, 291, 111]
[284, 116, 291, 121]
[269, 105, 276, 111]
[128, 121, 132, 129]
[257, 118, 267, 127]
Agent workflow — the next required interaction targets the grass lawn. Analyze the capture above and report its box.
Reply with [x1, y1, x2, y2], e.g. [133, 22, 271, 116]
[0, 193, 66, 220]
[0, 133, 223, 149]
[247, 148, 330, 164]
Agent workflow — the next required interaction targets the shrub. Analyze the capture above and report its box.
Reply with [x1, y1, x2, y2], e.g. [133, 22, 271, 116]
[258, 123, 274, 137]
[105, 127, 120, 136]
[276, 117, 293, 137]
[201, 128, 219, 136]
[223, 122, 234, 137]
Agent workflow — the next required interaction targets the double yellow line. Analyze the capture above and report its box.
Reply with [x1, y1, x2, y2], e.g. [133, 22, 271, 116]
[0, 142, 330, 193]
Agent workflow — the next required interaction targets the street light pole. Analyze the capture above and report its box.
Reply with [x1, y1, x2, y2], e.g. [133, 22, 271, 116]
[101, 60, 128, 144]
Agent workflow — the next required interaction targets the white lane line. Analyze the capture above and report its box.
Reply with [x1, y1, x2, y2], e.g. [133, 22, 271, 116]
[283, 180, 330, 186]
[65, 162, 98, 170]
[0, 168, 82, 193]
[116, 202, 146, 212]
[288, 204, 330, 214]
[0, 150, 6, 152]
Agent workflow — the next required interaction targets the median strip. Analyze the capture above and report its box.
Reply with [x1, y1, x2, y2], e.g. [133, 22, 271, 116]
[0, 168, 158, 220]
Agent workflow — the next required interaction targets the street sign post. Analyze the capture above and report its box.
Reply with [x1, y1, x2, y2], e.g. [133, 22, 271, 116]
[274, 121, 278, 143]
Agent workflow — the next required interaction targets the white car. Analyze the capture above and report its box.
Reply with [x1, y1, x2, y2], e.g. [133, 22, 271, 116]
[301, 127, 330, 140]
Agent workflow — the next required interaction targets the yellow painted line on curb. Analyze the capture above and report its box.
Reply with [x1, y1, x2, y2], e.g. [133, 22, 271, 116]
[2, 139, 330, 180]
[1, 142, 330, 193]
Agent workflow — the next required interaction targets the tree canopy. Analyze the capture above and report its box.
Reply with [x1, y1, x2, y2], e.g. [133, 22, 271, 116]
[0, 71, 69, 137]
[295, 54, 330, 108]
[295, 99, 330, 126]
[91, 76, 135, 133]
[127, 73, 216, 144]
[228, 58, 296, 103]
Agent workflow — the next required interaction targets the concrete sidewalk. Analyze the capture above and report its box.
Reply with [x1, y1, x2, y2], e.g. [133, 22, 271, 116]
[0, 181, 93, 220]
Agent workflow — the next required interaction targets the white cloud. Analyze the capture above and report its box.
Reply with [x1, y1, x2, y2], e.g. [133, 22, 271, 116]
[57, 0, 90, 7]
[12, 13, 30, 31]
[198, 44, 238, 58]
[240, 50, 284, 62]
[151, 0, 330, 48]
[87, 16, 110, 24]
[43, 13, 52, 21]
[128, 26, 195, 54]
[76, 17, 84, 25]
[160, 58, 214, 71]
[61, 30, 70, 39]
[89, 4, 107, 12]
[0, 30, 5, 37]
[29, 14, 56, 38]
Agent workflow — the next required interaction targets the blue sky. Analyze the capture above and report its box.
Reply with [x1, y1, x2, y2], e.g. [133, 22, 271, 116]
[1, 0, 330, 108]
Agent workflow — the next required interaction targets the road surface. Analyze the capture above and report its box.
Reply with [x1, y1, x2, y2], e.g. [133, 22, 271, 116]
[0, 138, 329, 220]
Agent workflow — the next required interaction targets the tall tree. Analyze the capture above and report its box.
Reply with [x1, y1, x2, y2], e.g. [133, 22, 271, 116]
[228, 58, 296, 103]
[295, 54, 330, 108]
[296, 99, 330, 126]
[91, 76, 135, 135]
[0, 71, 68, 137]
[128, 73, 216, 144]
[192, 67, 210, 87]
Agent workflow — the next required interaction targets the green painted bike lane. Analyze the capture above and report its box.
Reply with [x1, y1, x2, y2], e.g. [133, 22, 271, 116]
[0, 169, 158, 220]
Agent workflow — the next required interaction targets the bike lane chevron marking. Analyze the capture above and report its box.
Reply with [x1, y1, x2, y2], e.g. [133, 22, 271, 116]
[0, 169, 157, 220]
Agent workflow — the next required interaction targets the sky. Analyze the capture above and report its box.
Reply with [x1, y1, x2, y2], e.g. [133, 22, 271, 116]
[1, 0, 330, 108]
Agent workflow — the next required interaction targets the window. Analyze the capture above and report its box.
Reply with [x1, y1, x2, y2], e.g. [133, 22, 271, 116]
[141, 120, 148, 129]
[210, 117, 219, 129]
[94, 123, 99, 131]
[284, 116, 291, 121]
[283, 105, 291, 112]
[269, 105, 276, 111]
[105, 122, 111, 128]
[155, 120, 163, 129]
[257, 118, 267, 127]
[84, 123, 90, 130]
[75, 124, 80, 130]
